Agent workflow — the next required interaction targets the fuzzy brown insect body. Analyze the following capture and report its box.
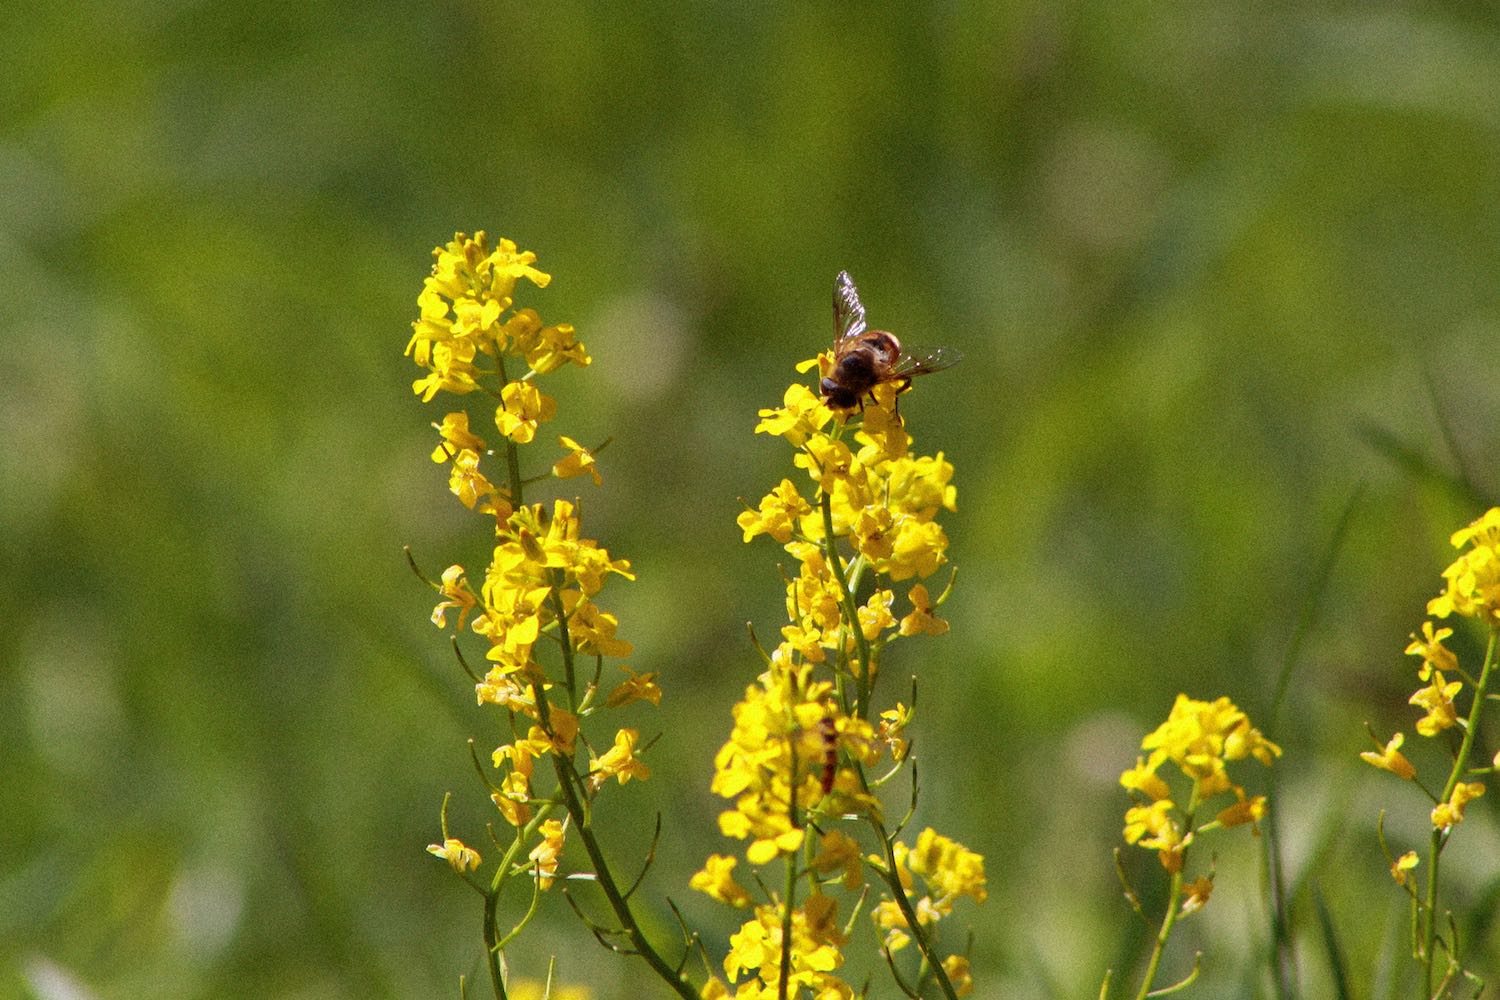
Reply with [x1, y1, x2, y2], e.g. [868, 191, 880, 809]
[819, 271, 958, 411]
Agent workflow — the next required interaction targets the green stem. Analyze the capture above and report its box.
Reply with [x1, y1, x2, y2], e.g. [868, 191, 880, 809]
[482, 802, 560, 1000]
[868, 815, 960, 1000]
[496, 355, 524, 503]
[820, 492, 874, 718]
[778, 736, 800, 1000]
[483, 889, 507, 1000]
[531, 682, 697, 999]
[1423, 627, 1497, 996]
[548, 576, 578, 709]
[1133, 868, 1186, 1000]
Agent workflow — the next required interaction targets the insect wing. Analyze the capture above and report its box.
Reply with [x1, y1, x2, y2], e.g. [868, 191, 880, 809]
[887, 345, 962, 380]
[832, 270, 868, 345]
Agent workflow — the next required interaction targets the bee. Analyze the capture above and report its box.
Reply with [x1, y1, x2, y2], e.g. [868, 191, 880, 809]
[819, 270, 959, 411]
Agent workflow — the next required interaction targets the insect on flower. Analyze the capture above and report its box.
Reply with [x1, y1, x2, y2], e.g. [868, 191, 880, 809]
[819, 270, 960, 411]
[818, 714, 839, 796]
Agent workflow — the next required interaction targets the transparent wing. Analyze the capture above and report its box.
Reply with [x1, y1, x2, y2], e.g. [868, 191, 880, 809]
[887, 345, 962, 380]
[833, 270, 867, 345]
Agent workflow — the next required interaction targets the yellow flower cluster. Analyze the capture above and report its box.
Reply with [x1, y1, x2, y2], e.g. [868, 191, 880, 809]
[709, 662, 878, 865]
[407, 232, 588, 403]
[412, 233, 656, 892]
[1120, 694, 1280, 875]
[1428, 507, 1500, 625]
[739, 379, 956, 670]
[1363, 508, 1500, 833]
[699, 362, 979, 999]
[701, 898, 852, 1000]
[871, 829, 988, 959]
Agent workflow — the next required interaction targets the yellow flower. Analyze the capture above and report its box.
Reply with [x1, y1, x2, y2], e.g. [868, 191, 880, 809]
[898, 583, 949, 637]
[850, 506, 896, 561]
[475, 668, 536, 713]
[448, 448, 499, 510]
[1405, 620, 1458, 680]
[878, 518, 949, 581]
[810, 830, 864, 890]
[737, 479, 813, 543]
[496, 380, 557, 444]
[1428, 507, 1500, 624]
[431, 565, 478, 630]
[528, 818, 566, 889]
[723, 903, 849, 995]
[589, 728, 650, 790]
[755, 383, 832, 447]
[553, 435, 601, 485]
[906, 828, 988, 904]
[605, 665, 662, 708]
[541, 709, 579, 755]
[1124, 800, 1188, 871]
[1410, 671, 1462, 736]
[942, 955, 974, 997]
[871, 898, 911, 952]
[567, 596, 634, 658]
[426, 837, 481, 873]
[1119, 755, 1172, 801]
[491, 769, 533, 828]
[492, 730, 550, 780]
[691, 854, 753, 908]
[1431, 781, 1485, 830]
[1180, 876, 1214, 916]
[1360, 732, 1416, 780]
[1391, 850, 1419, 887]
[877, 702, 913, 760]
[431, 411, 487, 462]
[1215, 788, 1266, 831]
[856, 589, 896, 641]
[523, 319, 591, 373]
[794, 434, 855, 494]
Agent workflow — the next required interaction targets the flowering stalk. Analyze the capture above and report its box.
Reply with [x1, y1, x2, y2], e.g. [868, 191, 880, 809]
[408, 233, 692, 999]
[1422, 629, 1495, 996]
[1360, 508, 1500, 997]
[1111, 695, 1280, 999]
[695, 339, 982, 999]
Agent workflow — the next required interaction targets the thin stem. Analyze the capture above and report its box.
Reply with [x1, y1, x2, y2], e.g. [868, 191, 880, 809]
[481, 801, 559, 1000]
[820, 492, 874, 718]
[531, 680, 698, 999]
[1134, 868, 1186, 1000]
[549, 575, 578, 709]
[867, 818, 959, 1000]
[778, 732, 801, 1000]
[1132, 797, 1196, 1000]
[483, 885, 507, 1000]
[496, 354, 524, 504]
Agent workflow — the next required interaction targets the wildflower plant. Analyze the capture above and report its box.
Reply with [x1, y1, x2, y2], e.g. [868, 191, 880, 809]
[693, 355, 984, 999]
[1106, 694, 1281, 1000]
[407, 233, 695, 999]
[1362, 507, 1500, 998]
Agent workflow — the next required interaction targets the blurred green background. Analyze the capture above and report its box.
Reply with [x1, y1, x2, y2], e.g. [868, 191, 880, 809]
[4, 2, 1500, 998]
